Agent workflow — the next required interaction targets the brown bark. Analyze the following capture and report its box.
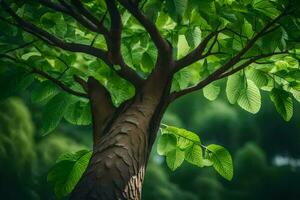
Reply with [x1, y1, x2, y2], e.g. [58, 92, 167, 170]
[71, 63, 172, 200]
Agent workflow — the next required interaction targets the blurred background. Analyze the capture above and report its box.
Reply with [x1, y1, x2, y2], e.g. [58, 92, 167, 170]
[1, 87, 300, 200]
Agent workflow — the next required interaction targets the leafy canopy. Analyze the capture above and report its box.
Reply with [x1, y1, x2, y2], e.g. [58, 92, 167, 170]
[0, 0, 299, 131]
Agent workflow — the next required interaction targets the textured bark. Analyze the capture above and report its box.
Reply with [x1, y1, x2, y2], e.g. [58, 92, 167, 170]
[71, 66, 172, 200]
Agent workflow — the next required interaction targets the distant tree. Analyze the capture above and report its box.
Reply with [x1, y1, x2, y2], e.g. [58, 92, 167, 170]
[0, 98, 36, 199]
[0, 0, 300, 199]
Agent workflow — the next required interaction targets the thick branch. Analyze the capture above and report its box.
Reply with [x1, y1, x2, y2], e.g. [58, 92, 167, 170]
[87, 77, 116, 145]
[0, 54, 88, 98]
[105, 0, 123, 63]
[117, 0, 170, 53]
[101, 0, 144, 86]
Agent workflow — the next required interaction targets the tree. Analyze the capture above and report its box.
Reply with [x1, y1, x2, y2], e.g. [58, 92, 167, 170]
[0, 0, 300, 199]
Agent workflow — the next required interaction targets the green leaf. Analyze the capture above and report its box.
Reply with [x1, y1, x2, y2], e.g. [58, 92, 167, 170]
[185, 27, 201, 49]
[31, 81, 59, 103]
[165, 0, 188, 21]
[42, 93, 72, 135]
[162, 125, 200, 150]
[291, 89, 300, 103]
[48, 150, 92, 198]
[202, 159, 213, 167]
[206, 144, 233, 181]
[242, 19, 254, 38]
[106, 76, 135, 107]
[226, 73, 244, 104]
[185, 144, 203, 167]
[141, 52, 155, 73]
[177, 35, 190, 58]
[166, 148, 185, 171]
[237, 80, 261, 114]
[252, 0, 279, 18]
[246, 68, 268, 87]
[172, 68, 195, 91]
[270, 88, 293, 121]
[41, 12, 67, 38]
[56, 150, 90, 163]
[21, 51, 41, 60]
[203, 83, 221, 101]
[64, 101, 92, 126]
[162, 125, 200, 143]
[157, 133, 177, 155]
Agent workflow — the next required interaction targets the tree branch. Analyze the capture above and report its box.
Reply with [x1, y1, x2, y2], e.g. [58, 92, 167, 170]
[32, 68, 88, 98]
[117, 0, 170, 53]
[86, 76, 116, 144]
[0, 1, 109, 59]
[101, 0, 145, 86]
[0, 53, 88, 98]
[174, 28, 225, 72]
[105, 0, 123, 63]
[169, 11, 289, 102]
[39, 0, 107, 34]
[70, 0, 108, 35]
[170, 51, 288, 102]
[217, 51, 288, 79]
[58, 0, 108, 34]
[38, 0, 68, 13]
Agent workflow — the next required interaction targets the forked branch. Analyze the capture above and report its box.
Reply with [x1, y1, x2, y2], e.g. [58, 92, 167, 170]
[174, 28, 226, 72]
[39, 0, 108, 34]
[170, 10, 289, 102]
[70, 0, 108, 35]
[117, 0, 170, 53]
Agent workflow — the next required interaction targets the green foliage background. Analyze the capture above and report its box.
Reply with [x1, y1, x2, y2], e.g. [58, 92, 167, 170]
[1, 90, 300, 200]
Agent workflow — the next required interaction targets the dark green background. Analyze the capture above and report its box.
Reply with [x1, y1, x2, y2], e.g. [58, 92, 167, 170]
[0, 89, 299, 200]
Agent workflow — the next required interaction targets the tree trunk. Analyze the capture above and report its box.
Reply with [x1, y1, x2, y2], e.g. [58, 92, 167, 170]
[71, 67, 171, 200]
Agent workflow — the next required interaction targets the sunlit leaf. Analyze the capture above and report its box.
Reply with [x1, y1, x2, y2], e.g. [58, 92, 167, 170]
[270, 88, 293, 121]
[166, 148, 185, 171]
[206, 144, 233, 180]
[237, 80, 261, 114]
[157, 133, 177, 155]
[48, 150, 92, 198]
[42, 93, 73, 135]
